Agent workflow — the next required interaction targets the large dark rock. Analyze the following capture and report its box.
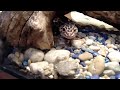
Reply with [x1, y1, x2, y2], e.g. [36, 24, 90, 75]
[0, 11, 55, 50]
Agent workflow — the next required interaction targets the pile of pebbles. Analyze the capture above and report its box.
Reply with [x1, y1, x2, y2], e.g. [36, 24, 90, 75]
[6, 27, 120, 79]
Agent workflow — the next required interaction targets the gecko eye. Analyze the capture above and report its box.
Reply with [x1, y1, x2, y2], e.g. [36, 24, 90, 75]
[62, 28, 66, 32]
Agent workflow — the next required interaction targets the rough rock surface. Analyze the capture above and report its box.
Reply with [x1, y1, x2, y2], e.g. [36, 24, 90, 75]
[55, 60, 80, 76]
[24, 48, 44, 63]
[44, 49, 70, 63]
[0, 11, 55, 49]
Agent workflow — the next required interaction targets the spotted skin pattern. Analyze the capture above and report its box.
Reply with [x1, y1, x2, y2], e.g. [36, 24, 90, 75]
[59, 22, 78, 39]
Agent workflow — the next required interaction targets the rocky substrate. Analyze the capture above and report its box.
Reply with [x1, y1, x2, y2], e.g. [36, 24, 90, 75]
[3, 26, 120, 79]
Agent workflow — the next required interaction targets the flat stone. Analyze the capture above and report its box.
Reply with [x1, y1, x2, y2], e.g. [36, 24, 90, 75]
[103, 70, 115, 76]
[78, 52, 93, 61]
[44, 49, 70, 63]
[88, 55, 105, 75]
[107, 51, 120, 62]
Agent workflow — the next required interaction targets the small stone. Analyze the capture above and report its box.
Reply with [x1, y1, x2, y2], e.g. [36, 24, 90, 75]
[96, 37, 105, 44]
[92, 52, 99, 57]
[91, 75, 99, 79]
[74, 49, 81, 54]
[103, 70, 115, 76]
[105, 37, 115, 44]
[105, 62, 120, 73]
[107, 51, 120, 62]
[44, 49, 70, 63]
[88, 55, 105, 75]
[86, 75, 91, 79]
[88, 36, 96, 40]
[72, 54, 79, 59]
[111, 34, 117, 38]
[105, 58, 110, 63]
[80, 61, 86, 67]
[26, 66, 30, 71]
[84, 61, 92, 65]
[22, 60, 28, 66]
[24, 48, 44, 63]
[48, 75, 54, 79]
[115, 73, 120, 79]
[77, 32, 86, 38]
[55, 60, 80, 76]
[98, 48, 108, 57]
[85, 39, 93, 45]
[108, 48, 116, 53]
[8, 52, 24, 65]
[106, 44, 117, 49]
[89, 45, 100, 51]
[78, 52, 93, 61]
[72, 39, 85, 49]
[110, 76, 116, 79]
[102, 75, 110, 79]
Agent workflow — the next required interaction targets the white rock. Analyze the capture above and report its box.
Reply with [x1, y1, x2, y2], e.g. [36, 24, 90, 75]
[88, 55, 105, 75]
[107, 51, 120, 62]
[55, 60, 80, 76]
[78, 52, 93, 61]
[103, 70, 115, 76]
[24, 48, 44, 63]
[98, 48, 108, 57]
[44, 49, 70, 63]
[71, 39, 85, 49]
[85, 39, 93, 45]
[105, 62, 120, 72]
[29, 61, 54, 75]
[89, 45, 100, 51]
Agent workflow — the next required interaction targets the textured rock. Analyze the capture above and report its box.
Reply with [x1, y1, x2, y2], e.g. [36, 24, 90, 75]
[71, 39, 85, 49]
[105, 62, 120, 72]
[78, 52, 93, 61]
[107, 51, 120, 62]
[0, 11, 55, 49]
[55, 60, 80, 76]
[8, 52, 24, 65]
[88, 55, 105, 75]
[29, 61, 54, 76]
[103, 70, 115, 76]
[44, 49, 70, 63]
[24, 48, 44, 63]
